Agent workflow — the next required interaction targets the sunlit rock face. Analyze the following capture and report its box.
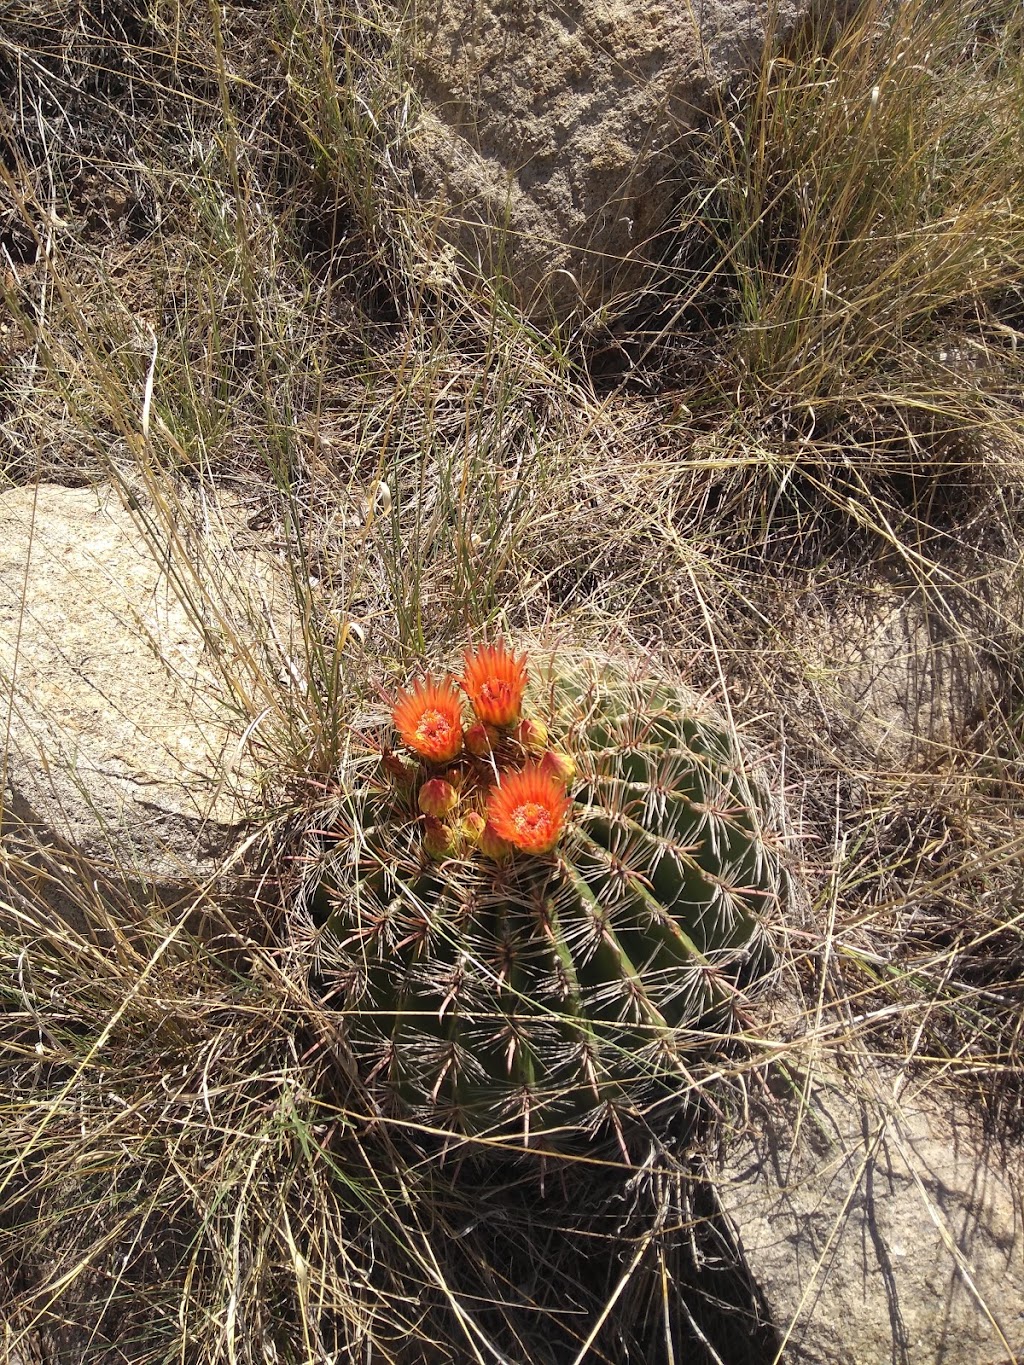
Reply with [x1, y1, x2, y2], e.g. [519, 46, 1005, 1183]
[0, 483, 289, 927]
[405, 0, 824, 322]
[720, 1073, 1024, 1364]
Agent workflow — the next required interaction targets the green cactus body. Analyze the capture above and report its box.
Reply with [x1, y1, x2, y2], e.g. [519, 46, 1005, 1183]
[307, 661, 783, 1146]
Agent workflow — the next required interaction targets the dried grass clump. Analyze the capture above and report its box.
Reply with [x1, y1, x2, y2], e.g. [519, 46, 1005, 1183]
[2, 0, 1024, 1358]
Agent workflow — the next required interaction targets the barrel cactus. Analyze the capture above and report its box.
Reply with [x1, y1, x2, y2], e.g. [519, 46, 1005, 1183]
[304, 644, 784, 1149]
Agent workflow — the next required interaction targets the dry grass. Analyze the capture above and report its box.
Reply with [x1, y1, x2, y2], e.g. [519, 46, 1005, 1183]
[2, 0, 1024, 1359]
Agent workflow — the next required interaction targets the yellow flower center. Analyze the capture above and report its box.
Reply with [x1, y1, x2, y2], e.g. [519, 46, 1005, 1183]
[480, 678, 511, 706]
[511, 802, 553, 841]
[417, 709, 453, 746]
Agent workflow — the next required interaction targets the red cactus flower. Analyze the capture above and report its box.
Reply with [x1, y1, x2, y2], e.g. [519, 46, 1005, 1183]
[461, 641, 528, 728]
[392, 676, 464, 763]
[486, 764, 570, 856]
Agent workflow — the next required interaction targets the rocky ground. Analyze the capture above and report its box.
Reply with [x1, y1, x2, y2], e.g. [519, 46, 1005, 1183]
[2, 0, 1024, 1361]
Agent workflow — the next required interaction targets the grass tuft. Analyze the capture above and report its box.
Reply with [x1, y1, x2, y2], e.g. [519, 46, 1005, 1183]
[2, 0, 1024, 1358]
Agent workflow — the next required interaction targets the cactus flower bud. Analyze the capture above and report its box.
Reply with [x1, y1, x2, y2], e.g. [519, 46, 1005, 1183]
[539, 749, 576, 787]
[465, 721, 499, 757]
[461, 811, 486, 848]
[422, 816, 456, 859]
[479, 820, 512, 860]
[514, 716, 548, 751]
[419, 778, 459, 818]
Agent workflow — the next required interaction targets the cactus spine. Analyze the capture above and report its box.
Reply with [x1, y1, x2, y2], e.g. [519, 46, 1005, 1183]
[306, 648, 782, 1147]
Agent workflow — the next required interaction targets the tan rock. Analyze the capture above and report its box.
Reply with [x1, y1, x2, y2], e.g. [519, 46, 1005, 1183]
[719, 1072, 1024, 1363]
[790, 582, 1009, 768]
[404, 0, 824, 320]
[0, 483, 281, 924]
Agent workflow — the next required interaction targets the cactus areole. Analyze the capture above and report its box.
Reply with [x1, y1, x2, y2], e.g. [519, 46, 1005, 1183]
[307, 647, 783, 1148]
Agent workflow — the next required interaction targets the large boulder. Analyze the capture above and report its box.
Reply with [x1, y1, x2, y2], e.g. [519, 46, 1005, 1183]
[719, 1072, 1024, 1363]
[404, 0, 821, 320]
[786, 579, 1012, 769]
[0, 483, 286, 928]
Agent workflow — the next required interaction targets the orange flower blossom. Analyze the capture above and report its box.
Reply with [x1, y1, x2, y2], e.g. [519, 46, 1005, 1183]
[486, 764, 570, 856]
[461, 641, 528, 728]
[392, 675, 464, 763]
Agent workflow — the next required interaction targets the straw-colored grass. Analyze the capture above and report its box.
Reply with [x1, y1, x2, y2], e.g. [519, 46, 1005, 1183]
[2, 0, 1023, 1359]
